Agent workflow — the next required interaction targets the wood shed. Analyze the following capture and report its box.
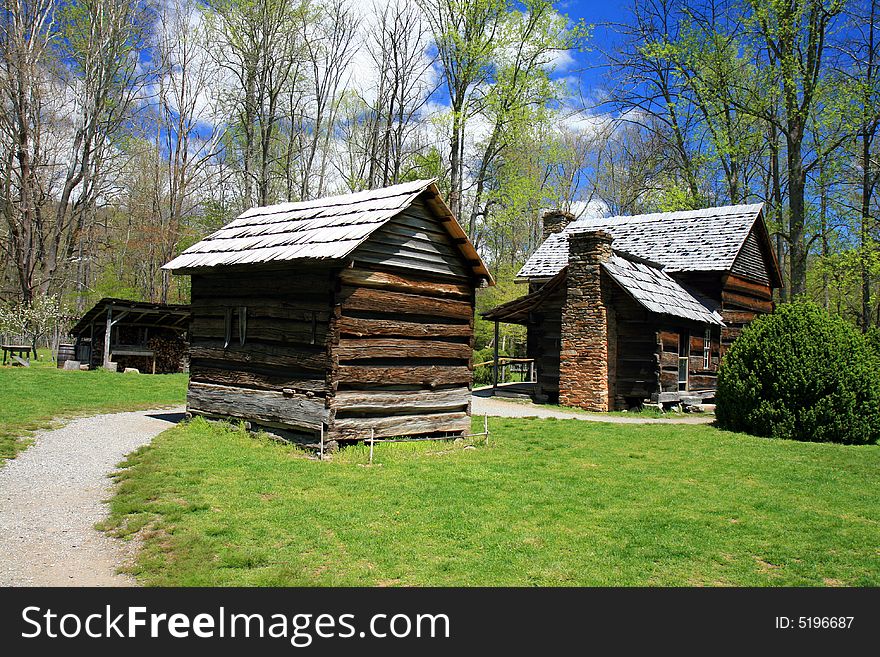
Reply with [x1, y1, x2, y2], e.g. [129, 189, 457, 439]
[163, 179, 493, 448]
[69, 298, 190, 373]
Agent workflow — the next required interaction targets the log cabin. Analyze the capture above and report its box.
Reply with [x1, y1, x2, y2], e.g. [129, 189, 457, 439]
[163, 179, 493, 448]
[483, 204, 782, 411]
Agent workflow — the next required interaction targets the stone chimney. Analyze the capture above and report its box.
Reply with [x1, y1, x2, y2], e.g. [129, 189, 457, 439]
[559, 230, 615, 412]
[541, 209, 575, 243]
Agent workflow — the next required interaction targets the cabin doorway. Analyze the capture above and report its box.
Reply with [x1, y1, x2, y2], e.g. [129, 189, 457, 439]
[678, 331, 689, 391]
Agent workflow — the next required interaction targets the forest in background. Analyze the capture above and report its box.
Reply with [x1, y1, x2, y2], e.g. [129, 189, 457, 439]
[1, 0, 878, 354]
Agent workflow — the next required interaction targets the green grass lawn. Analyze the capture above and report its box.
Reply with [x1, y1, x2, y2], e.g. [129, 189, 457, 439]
[103, 416, 880, 586]
[0, 361, 188, 462]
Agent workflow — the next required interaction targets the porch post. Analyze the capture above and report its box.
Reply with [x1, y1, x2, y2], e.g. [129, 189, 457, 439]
[493, 320, 500, 390]
[103, 306, 113, 368]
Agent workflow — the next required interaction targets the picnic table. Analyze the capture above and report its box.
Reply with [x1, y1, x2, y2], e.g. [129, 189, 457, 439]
[2, 344, 37, 367]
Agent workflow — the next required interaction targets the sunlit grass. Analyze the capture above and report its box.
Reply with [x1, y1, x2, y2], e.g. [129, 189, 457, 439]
[104, 416, 879, 586]
[0, 363, 187, 462]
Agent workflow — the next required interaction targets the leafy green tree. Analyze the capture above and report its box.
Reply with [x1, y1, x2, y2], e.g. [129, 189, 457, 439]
[420, 0, 508, 221]
[744, 0, 844, 298]
[474, 263, 527, 352]
[465, 1, 587, 241]
[662, 4, 767, 205]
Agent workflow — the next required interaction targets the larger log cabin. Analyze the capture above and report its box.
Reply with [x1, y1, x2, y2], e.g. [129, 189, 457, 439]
[483, 204, 782, 411]
[163, 179, 493, 448]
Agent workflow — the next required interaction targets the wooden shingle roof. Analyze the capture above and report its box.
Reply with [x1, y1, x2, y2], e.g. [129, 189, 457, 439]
[518, 203, 771, 282]
[163, 179, 492, 282]
[602, 253, 724, 325]
[70, 298, 190, 336]
[483, 252, 724, 326]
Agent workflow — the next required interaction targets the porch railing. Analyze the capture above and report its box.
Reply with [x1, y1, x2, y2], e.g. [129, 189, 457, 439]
[473, 357, 536, 388]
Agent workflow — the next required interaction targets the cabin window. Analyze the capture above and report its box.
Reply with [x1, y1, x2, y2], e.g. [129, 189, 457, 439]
[678, 331, 689, 392]
[224, 308, 233, 348]
[224, 306, 248, 348]
[238, 306, 247, 346]
[703, 328, 711, 369]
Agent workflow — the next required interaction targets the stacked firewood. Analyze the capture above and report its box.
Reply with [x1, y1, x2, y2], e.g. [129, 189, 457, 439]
[148, 335, 187, 373]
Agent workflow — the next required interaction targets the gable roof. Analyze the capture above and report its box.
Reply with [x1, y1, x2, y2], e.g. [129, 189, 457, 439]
[517, 203, 780, 286]
[603, 253, 724, 325]
[163, 179, 492, 283]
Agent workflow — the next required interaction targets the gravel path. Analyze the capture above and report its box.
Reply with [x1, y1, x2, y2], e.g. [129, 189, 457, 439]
[471, 395, 714, 424]
[0, 407, 184, 586]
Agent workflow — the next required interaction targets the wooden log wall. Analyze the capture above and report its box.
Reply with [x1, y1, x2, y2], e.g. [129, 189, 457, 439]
[687, 328, 719, 391]
[353, 198, 472, 280]
[187, 268, 336, 436]
[329, 266, 474, 441]
[609, 287, 660, 408]
[658, 329, 680, 394]
[731, 229, 771, 285]
[665, 268, 773, 364]
[720, 273, 773, 356]
[657, 325, 720, 394]
[525, 284, 566, 403]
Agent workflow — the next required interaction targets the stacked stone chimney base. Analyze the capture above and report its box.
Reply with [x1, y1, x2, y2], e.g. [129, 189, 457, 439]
[559, 230, 615, 412]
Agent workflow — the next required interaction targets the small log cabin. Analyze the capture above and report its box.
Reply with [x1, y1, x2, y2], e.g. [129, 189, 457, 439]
[69, 298, 190, 373]
[163, 179, 493, 448]
[483, 204, 782, 411]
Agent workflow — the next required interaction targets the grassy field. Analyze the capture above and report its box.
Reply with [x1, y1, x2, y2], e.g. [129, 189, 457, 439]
[104, 416, 880, 586]
[0, 358, 187, 461]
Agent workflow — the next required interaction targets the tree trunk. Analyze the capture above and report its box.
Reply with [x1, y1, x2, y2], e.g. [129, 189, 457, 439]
[861, 129, 873, 330]
[448, 99, 463, 222]
[769, 121, 787, 302]
[787, 133, 807, 298]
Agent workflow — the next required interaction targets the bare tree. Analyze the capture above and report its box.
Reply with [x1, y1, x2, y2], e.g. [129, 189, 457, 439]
[295, 0, 356, 199]
[0, 0, 56, 301]
[605, 0, 704, 208]
[152, 0, 225, 301]
[420, 0, 506, 220]
[205, 0, 306, 207]
[362, 1, 435, 188]
[336, 1, 436, 191]
[0, 0, 151, 302]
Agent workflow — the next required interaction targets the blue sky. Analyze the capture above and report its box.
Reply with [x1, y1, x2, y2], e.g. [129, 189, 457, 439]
[554, 0, 631, 102]
[561, 0, 629, 29]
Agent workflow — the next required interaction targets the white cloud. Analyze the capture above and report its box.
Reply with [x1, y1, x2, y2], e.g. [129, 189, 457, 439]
[545, 47, 576, 72]
[569, 198, 609, 219]
[558, 109, 614, 138]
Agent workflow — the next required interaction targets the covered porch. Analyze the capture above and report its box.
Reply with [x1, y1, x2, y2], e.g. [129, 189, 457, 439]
[480, 271, 567, 403]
